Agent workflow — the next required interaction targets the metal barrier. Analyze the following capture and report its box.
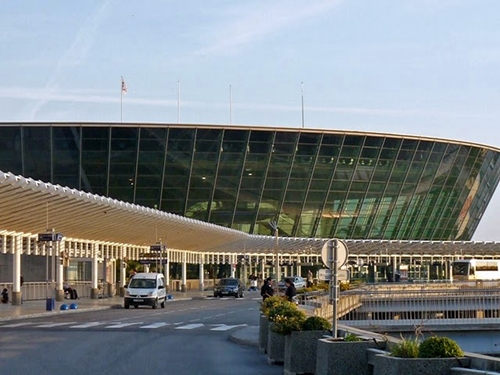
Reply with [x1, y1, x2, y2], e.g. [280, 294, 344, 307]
[0, 281, 94, 301]
[297, 282, 500, 329]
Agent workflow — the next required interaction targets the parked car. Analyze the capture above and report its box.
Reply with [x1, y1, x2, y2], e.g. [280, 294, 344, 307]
[124, 272, 167, 309]
[213, 278, 244, 298]
[278, 276, 307, 291]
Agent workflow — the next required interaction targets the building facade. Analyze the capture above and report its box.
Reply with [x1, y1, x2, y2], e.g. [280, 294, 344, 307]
[1, 123, 499, 241]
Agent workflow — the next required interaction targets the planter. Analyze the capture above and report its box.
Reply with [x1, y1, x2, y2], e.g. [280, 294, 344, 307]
[259, 314, 269, 354]
[372, 354, 470, 375]
[267, 323, 286, 365]
[284, 330, 328, 375]
[315, 337, 386, 375]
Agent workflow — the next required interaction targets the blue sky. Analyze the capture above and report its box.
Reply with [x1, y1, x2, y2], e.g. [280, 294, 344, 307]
[1, 0, 500, 240]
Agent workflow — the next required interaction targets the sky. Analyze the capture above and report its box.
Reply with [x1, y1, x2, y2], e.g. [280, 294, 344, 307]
[0, 0, 500, 240]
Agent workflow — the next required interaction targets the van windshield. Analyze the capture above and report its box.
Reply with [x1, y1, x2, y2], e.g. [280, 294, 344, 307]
[129, 279, 156, 288]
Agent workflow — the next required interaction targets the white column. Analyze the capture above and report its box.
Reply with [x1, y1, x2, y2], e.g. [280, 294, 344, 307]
[12, 236, 22, 305]
[231, 255, 236, 278]
[199, 254, 205, 291]
[91, 244, 99, 299]
[164, 250, 170, 292]
[181, 252, 187, 292]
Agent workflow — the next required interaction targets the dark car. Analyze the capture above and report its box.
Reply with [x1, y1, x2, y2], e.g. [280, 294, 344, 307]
[213, 278, 244, 298]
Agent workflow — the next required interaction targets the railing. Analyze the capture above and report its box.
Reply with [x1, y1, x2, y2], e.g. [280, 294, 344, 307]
[0, 281, 114, 301]
[340, 282, 500, 329]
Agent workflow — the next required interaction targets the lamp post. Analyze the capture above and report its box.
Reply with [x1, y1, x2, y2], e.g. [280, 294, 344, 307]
[38, 230, 63, 311]
[270, 221, 279, 292]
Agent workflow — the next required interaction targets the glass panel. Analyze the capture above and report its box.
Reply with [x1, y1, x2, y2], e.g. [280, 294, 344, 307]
[0, 126, 22, 174]
[81, 127, 109, 195]
[23, 126, 51, 182]
[53, 126, 80, 189]
[135, 128, 167, 208]
[108, 127, 138, 202]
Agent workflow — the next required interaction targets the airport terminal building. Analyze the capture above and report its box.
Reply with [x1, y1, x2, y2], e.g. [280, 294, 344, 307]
[0, 122, 499, 242]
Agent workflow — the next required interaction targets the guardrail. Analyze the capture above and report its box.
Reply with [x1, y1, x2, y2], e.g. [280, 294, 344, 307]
[297, 282, 500, 329]
[0, 281, 115, 301]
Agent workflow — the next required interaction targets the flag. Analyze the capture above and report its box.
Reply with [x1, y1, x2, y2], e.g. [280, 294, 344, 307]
[121, 76, 127, 94]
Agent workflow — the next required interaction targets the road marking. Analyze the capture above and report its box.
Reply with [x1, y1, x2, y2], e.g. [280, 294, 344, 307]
[106, 322, 143, 329]
[210, 324, 247, 331]
[176, 323, 204, 330]
[140, 322, 169, 329]
[70, 322, 102, 328]
[36, 322, 77, 328]
[1, 322, 35, 328]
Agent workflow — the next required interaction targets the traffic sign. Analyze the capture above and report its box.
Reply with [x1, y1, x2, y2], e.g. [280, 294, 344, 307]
[321, 239, 348, 269]
[318, 268, 349, 281]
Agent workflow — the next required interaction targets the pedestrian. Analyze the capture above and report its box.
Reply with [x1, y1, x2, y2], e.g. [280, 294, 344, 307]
[1, 288, 8, 304]
[260, 277, 274, 301]
[307, 270, 313, 288]
[284, 278, 296, 302]
[249, 274, 258, 291]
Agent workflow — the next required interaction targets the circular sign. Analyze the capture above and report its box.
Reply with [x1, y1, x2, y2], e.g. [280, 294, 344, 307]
[321, 239, 348, 269]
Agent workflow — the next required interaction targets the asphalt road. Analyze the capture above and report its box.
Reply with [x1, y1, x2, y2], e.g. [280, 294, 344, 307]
[0, 295, 282, 375]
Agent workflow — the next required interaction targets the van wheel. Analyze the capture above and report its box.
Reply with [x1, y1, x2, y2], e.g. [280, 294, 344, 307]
[160, 300, 165, 308]
[134, 305, 138, 309]
[124, 303, 130, 309]
[152, 299, 158, 309]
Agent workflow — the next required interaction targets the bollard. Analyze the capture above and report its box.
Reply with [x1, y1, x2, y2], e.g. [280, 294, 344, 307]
[69, 303, 78, 310]
[60, 304, 69, 310]
[46, 298, 55, 311]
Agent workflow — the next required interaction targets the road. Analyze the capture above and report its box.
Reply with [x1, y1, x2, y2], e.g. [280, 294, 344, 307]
[0, 294, 282, 375]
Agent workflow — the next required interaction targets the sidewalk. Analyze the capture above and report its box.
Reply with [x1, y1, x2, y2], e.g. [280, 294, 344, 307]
[0, 290, 259, 347]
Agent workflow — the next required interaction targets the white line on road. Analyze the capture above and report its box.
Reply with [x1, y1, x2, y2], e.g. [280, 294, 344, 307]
[176, 323, 204, 330]
[210, 324, 247, 331]
[106, 322, 143, 329]
[140, 322, 169, 329]
[1, 322, 35, 328]
[36, 322, 77, 328]
[70, 322, 102, 328]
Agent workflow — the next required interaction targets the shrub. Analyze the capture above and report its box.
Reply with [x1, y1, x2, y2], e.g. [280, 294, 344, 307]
[260, 296, 283, 316]
[302, 316, 332, 331]
[344, 332, 363, 342]
[267, 299, 300, 322]
[418, 336, 464, 358]
[390, 335, 420, 358]
[272, 311, 307, 335]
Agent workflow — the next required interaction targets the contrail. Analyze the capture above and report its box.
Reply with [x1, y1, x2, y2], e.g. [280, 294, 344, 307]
[24, 0, 114, 121]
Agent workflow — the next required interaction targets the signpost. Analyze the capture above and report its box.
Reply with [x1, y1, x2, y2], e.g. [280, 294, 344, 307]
[320, 239, 349, 339]
[38, 230, 64, 311]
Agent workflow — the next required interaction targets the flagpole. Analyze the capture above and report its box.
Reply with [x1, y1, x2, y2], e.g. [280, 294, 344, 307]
[229, 84, 232, 125]
[301, 82, 305, 129]
[177, 80, 180, 124]
[120, 84, 123, 123]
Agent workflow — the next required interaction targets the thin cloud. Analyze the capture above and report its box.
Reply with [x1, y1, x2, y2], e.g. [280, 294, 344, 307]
[23, 0, 114, 121]
[1, 86, 492, 121]
[194, 0, 343, 57]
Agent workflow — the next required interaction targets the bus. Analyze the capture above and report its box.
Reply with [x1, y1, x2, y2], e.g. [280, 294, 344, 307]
[451, 259, 500, 281]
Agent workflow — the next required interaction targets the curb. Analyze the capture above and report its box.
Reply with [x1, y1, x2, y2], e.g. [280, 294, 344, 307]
[228, 326, 259, 348]
[0, 305, 114, 322]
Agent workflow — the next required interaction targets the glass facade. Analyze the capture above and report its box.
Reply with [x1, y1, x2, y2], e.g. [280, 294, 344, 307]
[1, 123, 499, 241]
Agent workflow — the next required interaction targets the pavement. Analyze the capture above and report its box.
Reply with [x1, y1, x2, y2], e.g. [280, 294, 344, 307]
[0, 289, 259, 347]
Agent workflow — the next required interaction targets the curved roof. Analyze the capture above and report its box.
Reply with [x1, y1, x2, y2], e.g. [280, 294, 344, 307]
[4, 122, 499, 153]
[1, 169, 500, 258]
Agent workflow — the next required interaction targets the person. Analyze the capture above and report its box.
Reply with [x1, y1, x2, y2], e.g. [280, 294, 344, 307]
[1, 288, 8, 304]
[63, 284, 79, 299]
[307, 270, 313, 288]
[260, 277, 274, 301]
[249, 274, 258, 291]
[284, 278, 296, 302]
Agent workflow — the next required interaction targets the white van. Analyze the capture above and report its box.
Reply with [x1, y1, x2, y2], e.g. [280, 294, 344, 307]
[124, 272, 167, 309]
